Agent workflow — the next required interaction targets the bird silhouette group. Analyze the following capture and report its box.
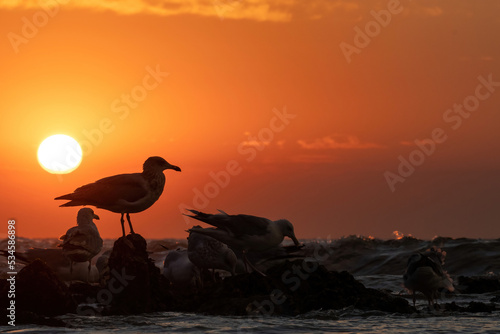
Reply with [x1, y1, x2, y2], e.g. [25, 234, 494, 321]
[53, 156, 301, 283]
[16, 155, 456, 308]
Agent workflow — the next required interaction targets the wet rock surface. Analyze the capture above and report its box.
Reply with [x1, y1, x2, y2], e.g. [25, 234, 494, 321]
[456, 275, 500, 294]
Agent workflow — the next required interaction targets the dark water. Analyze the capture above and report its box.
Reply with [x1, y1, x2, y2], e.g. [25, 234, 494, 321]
[1, 236, 499, 333]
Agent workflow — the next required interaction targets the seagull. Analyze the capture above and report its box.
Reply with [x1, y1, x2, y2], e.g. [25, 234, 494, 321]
[163, 248, 201, 288]
[185, 209, 300, 275]
[55, 156, 181, 236]
[187, 226, 237, 279]
[0, 248, 99, 283]
[59, 208, 103, 282]
[403, 247, 454, 308]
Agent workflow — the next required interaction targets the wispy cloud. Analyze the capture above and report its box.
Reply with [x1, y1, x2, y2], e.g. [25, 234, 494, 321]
[298, 135, 384, 150]
[0, 0, 364, 22]
[240, 139, 270, 148]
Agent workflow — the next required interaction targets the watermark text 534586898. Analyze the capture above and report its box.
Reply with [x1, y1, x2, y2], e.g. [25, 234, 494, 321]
[7, 219, 17, 326]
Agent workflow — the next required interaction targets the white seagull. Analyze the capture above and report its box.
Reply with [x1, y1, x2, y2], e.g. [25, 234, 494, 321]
[59, 208, 103, 281]
[0, 248, 99, 283]
[55, 156, 181, 236]
[185, 209, 300, 275]
[163, 248, 201, 288]
[403, 247, 454, 308]
[187, 226, 237, 278]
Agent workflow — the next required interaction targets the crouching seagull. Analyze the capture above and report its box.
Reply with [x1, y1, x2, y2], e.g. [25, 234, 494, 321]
[188, 226, 237, 279]
[55, 156, 181, 236]
[0, 248, 100, 283]
[185, 209, 300, 275]
[403, 247, 454, 308]
[163, 248, 201, 289]
[59, 208, 103, 282]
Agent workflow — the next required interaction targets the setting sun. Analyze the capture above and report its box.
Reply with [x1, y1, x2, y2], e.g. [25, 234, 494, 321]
[37, 134, 83, 174]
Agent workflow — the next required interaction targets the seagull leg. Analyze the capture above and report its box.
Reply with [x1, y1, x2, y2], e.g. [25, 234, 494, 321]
[70, 261, 74, 285]
[120, 213, 126, 237]
[243, 251, 266, 277]
[87, 261, 91, 283]
[126, 213, 135, 234]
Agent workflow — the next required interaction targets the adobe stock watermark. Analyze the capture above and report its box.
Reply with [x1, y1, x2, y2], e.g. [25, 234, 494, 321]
[178, 106, 296, 221]
[340, 0, 404, 64]
[384, 73, 499, 192]
[52, 64, 168, 182]
[7, 0, 70, 54]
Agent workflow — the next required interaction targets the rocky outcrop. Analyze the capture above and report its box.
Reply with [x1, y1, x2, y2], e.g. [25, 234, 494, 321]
[456, 276, 500, 294]
[0, 259, 74, 326]
[167, 259, 414, 315]
[105, 234, 170, 314]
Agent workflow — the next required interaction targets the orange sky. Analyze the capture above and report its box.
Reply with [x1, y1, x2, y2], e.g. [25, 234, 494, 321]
[1, 0, 499, 240]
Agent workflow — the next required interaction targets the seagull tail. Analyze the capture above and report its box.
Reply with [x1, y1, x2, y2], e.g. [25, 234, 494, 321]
[55, 193, 91, 207]
[54, 193, 74, 200]
[183, 209, 210, 220]
[58, 200, 89, 207]
[217, 209, 229, 216]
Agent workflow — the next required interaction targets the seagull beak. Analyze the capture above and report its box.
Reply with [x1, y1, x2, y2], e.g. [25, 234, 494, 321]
[94, 214, 100, 220]
[166, 163, 181, 172]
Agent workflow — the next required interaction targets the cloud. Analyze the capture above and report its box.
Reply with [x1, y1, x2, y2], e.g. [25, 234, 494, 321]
[239, 139, 270, 149]
[298, 135, 384, 150]
[0, 0, 362, 22]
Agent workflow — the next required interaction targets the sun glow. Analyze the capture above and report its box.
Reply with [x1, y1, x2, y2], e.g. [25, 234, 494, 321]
[37, 134, 83, 174]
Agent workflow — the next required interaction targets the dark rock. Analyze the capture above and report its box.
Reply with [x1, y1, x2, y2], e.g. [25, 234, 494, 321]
[444, 301, 496, 313]
[0, 260, 75, 326]
[68, 282, 103, 306]
[457, 276, 500, 294]
[14, 259, 75, 316]
[466, 301, 496, 313]
[106, 233, 170, 314]
[444, 301, 462, 312]
[167, 259, 414, 316]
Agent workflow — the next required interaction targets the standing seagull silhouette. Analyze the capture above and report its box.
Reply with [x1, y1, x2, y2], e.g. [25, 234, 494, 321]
[55, 156, 181, 236]
[59, 208, 103, 282]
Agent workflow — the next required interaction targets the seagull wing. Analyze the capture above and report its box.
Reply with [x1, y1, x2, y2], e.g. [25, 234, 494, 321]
[186, 210, 270, 236]
[55, 173, 148, 207]
[61, 228, 91, 249]
[224, 214, 271, 236]
[424, 254, 445, 276]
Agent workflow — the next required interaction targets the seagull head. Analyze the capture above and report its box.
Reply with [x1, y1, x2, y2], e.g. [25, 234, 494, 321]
[77, 208, 100, 226]
[223, 248, 237, 275]
[276, 219, 300, 246]
[144, 156, 181, 172]
[407, 253, 422, 266]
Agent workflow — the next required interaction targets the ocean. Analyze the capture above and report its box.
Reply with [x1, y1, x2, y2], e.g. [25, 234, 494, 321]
[1, 236, 499, 333]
